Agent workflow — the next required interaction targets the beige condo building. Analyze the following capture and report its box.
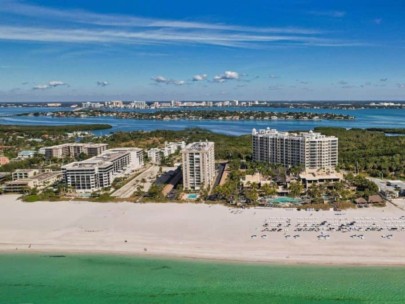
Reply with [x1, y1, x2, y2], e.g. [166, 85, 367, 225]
[44, 143, 108, 159]
[182, 141, 215, 191]
[252, 128, 338, 170]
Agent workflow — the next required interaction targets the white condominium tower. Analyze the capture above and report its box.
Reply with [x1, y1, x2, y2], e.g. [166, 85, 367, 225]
[252, 128, 338, 169]
[182, 141, 215, 191]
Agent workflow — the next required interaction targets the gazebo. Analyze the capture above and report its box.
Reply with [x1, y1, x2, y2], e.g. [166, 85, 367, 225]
[354, 197, 368, 207]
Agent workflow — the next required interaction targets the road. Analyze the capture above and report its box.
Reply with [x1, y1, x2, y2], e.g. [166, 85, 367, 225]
[112, 165, 160, 199]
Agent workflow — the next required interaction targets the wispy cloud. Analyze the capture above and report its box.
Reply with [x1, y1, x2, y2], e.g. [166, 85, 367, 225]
[97, 81, 109, 87]
[380, 78, 388, 82]
[397, 83, 405, 88]
[33, 84, 49, 90]
[151, 76, 185, 85]
[0, 1, 321, 35]
[48, 80, 67, 87]
[309, 10, 346, 18]
[32, 80, 67, 90]
[0, 1, 361, 48]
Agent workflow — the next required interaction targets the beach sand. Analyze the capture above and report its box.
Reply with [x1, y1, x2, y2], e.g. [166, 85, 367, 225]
[1, 194, 405, 266]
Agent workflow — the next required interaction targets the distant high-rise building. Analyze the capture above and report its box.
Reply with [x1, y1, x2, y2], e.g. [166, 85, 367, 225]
[182, 142, 215, 191]
[252, 128, 338, 169]
[129, 101, 147, 109]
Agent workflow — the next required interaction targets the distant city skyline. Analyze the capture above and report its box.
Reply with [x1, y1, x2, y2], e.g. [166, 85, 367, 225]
[0, 0, 405, 102]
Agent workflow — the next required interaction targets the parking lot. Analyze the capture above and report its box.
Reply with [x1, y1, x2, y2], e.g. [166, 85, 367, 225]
[369, 178, 405, 196]
[112, 165, 159, 198]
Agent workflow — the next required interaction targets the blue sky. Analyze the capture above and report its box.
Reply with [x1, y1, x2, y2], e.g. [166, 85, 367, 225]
[0, 0, 404, 102]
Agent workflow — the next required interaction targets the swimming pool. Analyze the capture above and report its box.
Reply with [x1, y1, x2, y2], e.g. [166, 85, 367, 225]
[186, 193, 199, 200]
[269, 197, 301, 204]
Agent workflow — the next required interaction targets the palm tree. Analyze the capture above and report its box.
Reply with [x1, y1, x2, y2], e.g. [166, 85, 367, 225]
[289, 181, 304, 198]
[261, 183, 277, 196]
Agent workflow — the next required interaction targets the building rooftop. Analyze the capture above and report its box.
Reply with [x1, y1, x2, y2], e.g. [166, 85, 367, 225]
[184, 141, 214, 152]
[7, 171, 61, 183]
[5, 180, 31, 185]
[14, 169, 39, 173]
[108, 147, 142, 152]
[252, 128, 337, 140]
[46, 143, 108, 149]
[299, 169, 343, 181]
[63, 150, 129, 170]
[34, 171, 62, 181]
[18, 150, 36, 155]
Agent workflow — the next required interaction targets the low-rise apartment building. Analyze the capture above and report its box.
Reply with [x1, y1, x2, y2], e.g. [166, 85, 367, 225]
[147, 148, 163, 164]
[4, 171, 63, 193]
[147, 141, 185, 164]
[18, 150, 36, 159]
[299, 169, 343, 189]
[164, 141, 186, 154]
[62, 148, 143, 192]
[12, 169, 40, 180]
[44, 143, 108, 159]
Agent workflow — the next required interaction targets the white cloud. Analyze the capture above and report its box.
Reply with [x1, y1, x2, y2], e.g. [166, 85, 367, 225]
[152, 76, 169, 83]
[174, 80, 185, 85]
[32, 80, 67, 90]
[33, 84, 49, 90]
[397, 83, 405, 88]
[152, 76, 185, 85]
[192, 74, 208, 81]
[214, 71, 240, 83]
[48, 80, 67, 87]
[97, 81, 109, 87]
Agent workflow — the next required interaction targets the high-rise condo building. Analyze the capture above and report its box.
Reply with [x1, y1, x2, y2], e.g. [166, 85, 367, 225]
[182, 142, 215, 191]
[252, 128, 338, 169]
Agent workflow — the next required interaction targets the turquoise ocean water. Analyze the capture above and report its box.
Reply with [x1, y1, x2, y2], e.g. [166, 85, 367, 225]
[0, 254, 404, 304]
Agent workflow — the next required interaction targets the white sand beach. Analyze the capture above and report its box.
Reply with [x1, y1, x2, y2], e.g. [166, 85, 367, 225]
[1, 194, 405, 266]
